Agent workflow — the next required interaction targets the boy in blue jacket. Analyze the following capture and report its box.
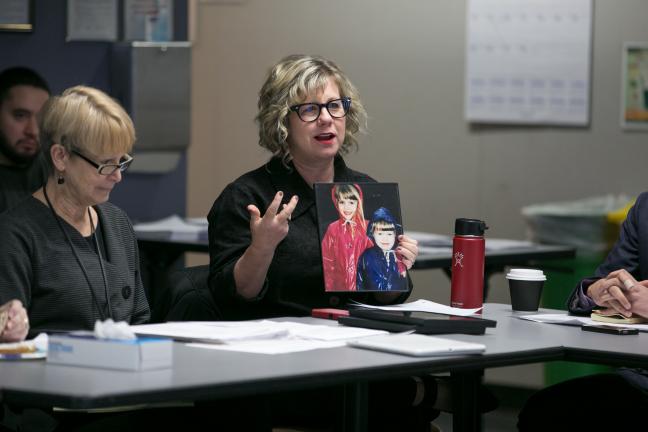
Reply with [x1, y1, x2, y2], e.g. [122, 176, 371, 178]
[356, 207, 408, 291]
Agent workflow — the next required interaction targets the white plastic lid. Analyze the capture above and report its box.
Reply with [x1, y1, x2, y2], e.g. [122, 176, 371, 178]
[506, 268, 546, 281]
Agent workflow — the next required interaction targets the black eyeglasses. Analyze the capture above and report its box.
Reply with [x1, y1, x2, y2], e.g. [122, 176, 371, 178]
[71, 149, 133, 175]
[289, 97, 351, 122]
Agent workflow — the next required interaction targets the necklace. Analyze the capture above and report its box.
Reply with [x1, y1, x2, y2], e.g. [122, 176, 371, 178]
[43, 184, 113, 320]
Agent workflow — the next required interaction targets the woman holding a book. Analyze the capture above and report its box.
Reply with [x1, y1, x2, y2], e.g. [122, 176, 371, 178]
[207, 54, 418, 319]
[206, 54, 439, 431]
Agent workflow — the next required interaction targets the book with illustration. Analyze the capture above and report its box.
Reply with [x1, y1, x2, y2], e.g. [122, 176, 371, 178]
[314, 182, 409, 293]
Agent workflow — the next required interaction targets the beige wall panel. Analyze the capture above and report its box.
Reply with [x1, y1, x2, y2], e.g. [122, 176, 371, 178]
[188, 0, 648, 386]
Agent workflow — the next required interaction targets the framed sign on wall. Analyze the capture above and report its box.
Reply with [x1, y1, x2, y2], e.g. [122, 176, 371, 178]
[0, 0, 33, 32]
[621, 43, 648, 130]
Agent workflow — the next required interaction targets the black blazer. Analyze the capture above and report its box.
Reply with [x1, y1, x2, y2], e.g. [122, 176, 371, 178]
[569, 192, 648, 314]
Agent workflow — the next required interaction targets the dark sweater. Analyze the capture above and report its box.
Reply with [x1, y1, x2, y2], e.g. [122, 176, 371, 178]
[0, 197, 150, 334]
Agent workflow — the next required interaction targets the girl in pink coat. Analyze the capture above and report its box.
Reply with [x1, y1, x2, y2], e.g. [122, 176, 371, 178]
[321, 184, 373, 291]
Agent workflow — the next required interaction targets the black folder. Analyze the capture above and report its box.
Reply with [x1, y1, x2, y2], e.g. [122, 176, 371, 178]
[339, 309, 496, 335]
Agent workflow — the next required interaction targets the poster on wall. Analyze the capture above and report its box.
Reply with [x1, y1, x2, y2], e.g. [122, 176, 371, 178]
[66, 0, 117, 41]
[0, 0, 32, 32]
[465, 0, 592, 126]
[124, 0, 173, 42]
[621, 43, 648, 130]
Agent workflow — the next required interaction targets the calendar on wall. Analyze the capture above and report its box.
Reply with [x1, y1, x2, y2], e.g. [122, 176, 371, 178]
[464, 0, 592, 126]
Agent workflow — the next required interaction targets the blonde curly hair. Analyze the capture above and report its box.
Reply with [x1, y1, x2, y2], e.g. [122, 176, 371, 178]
[256, 54, 367, 163]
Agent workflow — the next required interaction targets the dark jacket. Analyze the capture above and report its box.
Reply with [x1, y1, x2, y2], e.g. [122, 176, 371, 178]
[567, 192, 648, 390]
[568, 192, 648, 314]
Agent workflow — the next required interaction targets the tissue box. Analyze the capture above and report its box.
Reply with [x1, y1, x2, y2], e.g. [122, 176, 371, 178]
[47, 334, 173, 371]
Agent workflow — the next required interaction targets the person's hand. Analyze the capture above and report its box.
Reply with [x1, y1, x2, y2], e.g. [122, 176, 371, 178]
[586, 269, 634, 317]
[624, 280, 648, 319]
[0, 300, 29, 342]
[247, 191, 298, 255]
[396, 234, 419, 270]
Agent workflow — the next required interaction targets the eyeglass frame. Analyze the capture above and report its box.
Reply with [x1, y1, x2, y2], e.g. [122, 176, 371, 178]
[289, 97, 351, 123]
[71, 149, 134, 175]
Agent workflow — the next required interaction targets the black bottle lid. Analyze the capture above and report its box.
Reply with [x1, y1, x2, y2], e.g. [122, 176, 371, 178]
[454, 218, 488, 236]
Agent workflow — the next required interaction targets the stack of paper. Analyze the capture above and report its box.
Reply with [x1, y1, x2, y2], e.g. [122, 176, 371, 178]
[133, 215, 207, 241]
[517, 313, 648, 332]
[131, 320, 388, 355]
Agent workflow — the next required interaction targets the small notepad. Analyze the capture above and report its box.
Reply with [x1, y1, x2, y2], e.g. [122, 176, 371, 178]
[347, 333, 486, 357]
[590, 311, 647, 325]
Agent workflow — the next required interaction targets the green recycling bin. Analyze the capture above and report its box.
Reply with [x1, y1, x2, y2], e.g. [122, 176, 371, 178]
[522, 195, 632, 386]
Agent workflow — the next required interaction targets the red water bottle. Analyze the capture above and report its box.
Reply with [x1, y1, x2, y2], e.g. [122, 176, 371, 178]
[450, 218, 488, 309]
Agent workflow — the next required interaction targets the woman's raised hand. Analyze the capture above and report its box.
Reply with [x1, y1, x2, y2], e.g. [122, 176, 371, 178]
[247, 191, 299, 254]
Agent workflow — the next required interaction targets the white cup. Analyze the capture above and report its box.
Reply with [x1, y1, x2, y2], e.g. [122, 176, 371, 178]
[506, 269, 547, 282]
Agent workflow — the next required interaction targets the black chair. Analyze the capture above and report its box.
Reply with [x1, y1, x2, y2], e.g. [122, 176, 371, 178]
[151, 265, 221, 323]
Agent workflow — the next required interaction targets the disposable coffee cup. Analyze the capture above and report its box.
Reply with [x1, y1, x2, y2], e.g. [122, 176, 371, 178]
[506, 269, 546, 312]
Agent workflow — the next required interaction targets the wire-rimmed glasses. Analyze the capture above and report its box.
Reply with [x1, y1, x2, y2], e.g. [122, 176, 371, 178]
[71, 149, 134, 175]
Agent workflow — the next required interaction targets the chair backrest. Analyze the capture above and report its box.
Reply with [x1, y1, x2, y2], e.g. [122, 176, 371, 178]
[151, 264, 221, 323]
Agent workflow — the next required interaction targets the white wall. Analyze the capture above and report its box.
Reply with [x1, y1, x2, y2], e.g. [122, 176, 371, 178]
[187, 0, 648, 388]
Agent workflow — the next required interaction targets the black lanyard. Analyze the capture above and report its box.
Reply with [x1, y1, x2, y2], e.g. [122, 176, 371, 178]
[43, 184, 113, 321]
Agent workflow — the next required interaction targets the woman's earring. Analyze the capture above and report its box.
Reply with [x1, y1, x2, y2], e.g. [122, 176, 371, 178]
[57, 175, 65, 185]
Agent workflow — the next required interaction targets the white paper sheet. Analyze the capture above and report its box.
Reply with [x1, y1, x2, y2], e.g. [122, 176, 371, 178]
[517, 313, 648, 332]
[280, 322, 388, 341]
[132, 321, 290, 343]
[187, 339, 346, 354]
[349, 299, 482, 316]
[67, 0, 118, 41]
[132, 320, 388, 354]
[133, 215, 207, 240]
[465, 0, 592, 125]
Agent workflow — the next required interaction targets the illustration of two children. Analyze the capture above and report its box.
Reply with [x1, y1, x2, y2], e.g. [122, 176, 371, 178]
[321, 184, 408, 292]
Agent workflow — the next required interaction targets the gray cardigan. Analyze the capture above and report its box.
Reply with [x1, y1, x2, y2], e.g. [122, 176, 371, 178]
[0, 197, 150, 334]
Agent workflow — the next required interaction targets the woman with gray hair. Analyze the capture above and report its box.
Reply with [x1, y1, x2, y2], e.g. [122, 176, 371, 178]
[207, 55, 435, 431]
[0, 85, 149, 339]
